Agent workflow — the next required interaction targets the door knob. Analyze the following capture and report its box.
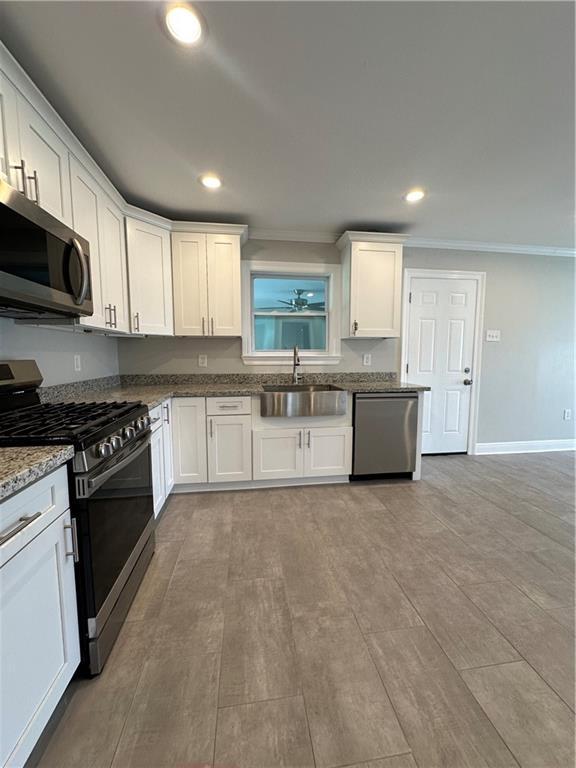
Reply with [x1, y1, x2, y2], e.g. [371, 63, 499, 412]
[463, 379, 473, 386]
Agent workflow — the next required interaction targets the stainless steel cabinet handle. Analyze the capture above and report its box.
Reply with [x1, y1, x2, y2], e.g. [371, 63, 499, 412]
[211, 317, 214, 335]
[352, 320, 359, 335]
[163, 403, 170, 424]
[218, 404, 240, 409]
[64, 519, 79, 562]
[10, 158, 27, 196]
[104, 304, 111, 327]
[463, 379, 473, 386]
[27, 170, 40, 204]
[298, 430, 302, 449]
[0, 511, 41, 546]
[202, 317, 205, 335]
[209, 418, 214, 438]
[112, 304, 118, 328]
[134, 312, 140, 332]
[307, 429, 311, 448]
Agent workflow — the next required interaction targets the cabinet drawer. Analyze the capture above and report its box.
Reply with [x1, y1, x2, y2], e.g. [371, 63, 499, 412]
[0, 466, 69, 564]
[206, 396, 251, 415]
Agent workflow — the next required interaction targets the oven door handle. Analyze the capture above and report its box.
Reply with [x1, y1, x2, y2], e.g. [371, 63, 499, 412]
[84, 435, 150, 496]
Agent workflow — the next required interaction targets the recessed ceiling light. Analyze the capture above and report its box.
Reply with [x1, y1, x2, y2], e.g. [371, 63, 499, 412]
[199, 173, 222, 190]
[165, 4, 203, 45]
[404, 188, 426, 203]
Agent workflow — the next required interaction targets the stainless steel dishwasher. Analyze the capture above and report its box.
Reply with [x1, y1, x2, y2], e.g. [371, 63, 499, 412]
[352, 392, 418, 475]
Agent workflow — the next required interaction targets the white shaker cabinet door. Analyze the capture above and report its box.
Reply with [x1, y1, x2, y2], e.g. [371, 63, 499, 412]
[17, 95, 72, 226]
[304, 426, 352, 477]
[150, 425, 166, 517]
[69, 156, 106, 329]
[126, 218, 173, 335]
[349, 242, 402, 337]
[0, 510, 80, 768]
[172, 398, 208, 485]
[172, 231, 208, 336]
[206, 233, 241, 336]
[252, 429, 304, 480]
[207, 414, 252, 482]
[162, 399, 174, 495]
[0, 72, 22, 188]
[100, 195, 130, 332]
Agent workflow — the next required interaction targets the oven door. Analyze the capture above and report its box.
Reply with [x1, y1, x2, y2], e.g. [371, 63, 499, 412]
[0, 179, 92, 318]
[73, 434, 154, 640]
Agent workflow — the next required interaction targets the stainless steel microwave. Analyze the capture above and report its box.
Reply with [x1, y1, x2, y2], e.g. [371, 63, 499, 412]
[0, 179, 93, 319]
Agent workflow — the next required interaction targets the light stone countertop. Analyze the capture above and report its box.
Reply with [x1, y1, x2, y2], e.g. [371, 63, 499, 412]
[0, 446, 74, 503]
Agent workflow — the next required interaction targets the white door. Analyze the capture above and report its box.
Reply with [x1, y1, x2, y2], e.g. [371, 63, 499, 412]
[162, 400, 174, 495]
[406, 276, 478, 453]
[172, 232, 208, 336]
[304, 427, 352, 477]
[150, 426, 166, 517]
[69, 156, 106, 329]
[207, 414, 252, 482]
[253, 429, 304, 480]
[126, 218, 173, 335]
[206, 233, 241, 336]
[100, 195, 130, 332]
[17, 96, 72, 225]
[172, 397, 207, 484]
[349, 242, 402, 337]
[0, 72, 22, 188]
[0, 510, 80, 768]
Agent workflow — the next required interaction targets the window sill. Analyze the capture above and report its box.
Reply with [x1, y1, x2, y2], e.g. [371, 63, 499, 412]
[242, 354, 342, 366]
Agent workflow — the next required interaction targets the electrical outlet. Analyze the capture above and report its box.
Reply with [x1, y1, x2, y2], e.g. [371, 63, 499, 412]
[73, 354, 82, 372]
[198, 354, 208, 368]
[485, 329, 501, 342]
[362, 353, 372, 366]
[563, 409, 572, 421]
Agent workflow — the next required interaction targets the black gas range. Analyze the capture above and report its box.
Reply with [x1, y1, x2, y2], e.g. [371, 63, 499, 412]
[0, 360, 155, 675]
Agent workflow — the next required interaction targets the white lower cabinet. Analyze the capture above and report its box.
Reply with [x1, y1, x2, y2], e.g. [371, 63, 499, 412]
[162, 400, 174, 496]
[207, 414, 252, 482]
[253, 427, 352, 481]
[253, 428, 304, 480]
[0, 468, 79, 768]
[172, 398, 208, 485]
[150, 423, 166, 517]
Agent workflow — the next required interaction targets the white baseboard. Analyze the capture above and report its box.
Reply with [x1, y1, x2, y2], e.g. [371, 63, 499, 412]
[171, 475, 350, 493]
[474, 439, 575, 455]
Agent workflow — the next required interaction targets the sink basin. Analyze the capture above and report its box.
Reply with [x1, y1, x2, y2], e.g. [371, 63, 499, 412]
[260, 384, 347, 417]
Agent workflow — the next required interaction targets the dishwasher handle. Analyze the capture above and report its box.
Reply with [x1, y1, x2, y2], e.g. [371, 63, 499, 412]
[355, 392, 418, 400]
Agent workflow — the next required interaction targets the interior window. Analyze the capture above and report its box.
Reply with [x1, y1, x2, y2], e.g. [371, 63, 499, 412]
[252, 275, 328, 351]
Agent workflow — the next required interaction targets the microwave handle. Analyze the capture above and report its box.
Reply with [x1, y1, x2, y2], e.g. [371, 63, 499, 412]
[71, 237, 90, 306]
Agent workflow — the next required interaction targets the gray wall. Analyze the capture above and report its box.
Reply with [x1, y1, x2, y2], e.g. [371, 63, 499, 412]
[0, 319, 119, 386]
[403, 248, 575, 443]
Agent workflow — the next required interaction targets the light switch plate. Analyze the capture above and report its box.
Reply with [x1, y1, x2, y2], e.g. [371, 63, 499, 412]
[485, 329, 501, 342]
[362, 353, 372, 366]
[198, 354, 208, 368]
[73, 354, 82, 372]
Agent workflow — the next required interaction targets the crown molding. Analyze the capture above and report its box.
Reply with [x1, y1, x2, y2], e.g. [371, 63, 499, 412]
[249, 229, 339, 244]
[336, 231, 409, 249]
[406, 237, 576, 258]
[172, 221, 249, 242]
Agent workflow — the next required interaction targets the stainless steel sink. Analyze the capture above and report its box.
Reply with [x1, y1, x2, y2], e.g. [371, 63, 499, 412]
[260, 384, 347, 417]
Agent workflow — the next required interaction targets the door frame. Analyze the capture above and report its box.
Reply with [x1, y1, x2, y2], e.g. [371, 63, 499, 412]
[400, 268, 486, 455]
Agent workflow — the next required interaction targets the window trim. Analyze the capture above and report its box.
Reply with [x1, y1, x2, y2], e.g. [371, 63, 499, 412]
[241, 260, 342, 365]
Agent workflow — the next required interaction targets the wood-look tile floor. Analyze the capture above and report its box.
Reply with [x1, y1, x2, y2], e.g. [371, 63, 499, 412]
[37, 453, 575, 768]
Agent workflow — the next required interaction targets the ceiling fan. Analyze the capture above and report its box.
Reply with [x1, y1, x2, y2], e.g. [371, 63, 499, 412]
[277, 289, 325, 312]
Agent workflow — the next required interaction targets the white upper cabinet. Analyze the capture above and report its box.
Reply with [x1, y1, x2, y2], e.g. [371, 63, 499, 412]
[172, 228, 244, 337]
[99, 194, 130, 332]
[172, 231, 208, 336]
[0, 72, 22, 188]
[338, 232, 404, 338]
[69, 156, 106, 329]
[17, 95, 72, 226]
[126, 217, 173, 335]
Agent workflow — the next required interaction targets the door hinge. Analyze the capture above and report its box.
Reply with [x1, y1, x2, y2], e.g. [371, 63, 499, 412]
[408, 292, 412, 303]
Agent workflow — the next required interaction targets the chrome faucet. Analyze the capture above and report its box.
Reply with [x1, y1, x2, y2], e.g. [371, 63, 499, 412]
[292, 345, 302, 384]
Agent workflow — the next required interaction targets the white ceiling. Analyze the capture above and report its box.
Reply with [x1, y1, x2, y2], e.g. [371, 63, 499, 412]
[0, 1, 573, 249]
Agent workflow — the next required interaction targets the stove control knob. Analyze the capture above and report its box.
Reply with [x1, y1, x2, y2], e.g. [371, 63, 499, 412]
[110, 435, 124, 451]
[143, 415, 152, 428]
[123, 426, 136, 440]
[97, 441, 114, 458]
[135, 417, 146, 431]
